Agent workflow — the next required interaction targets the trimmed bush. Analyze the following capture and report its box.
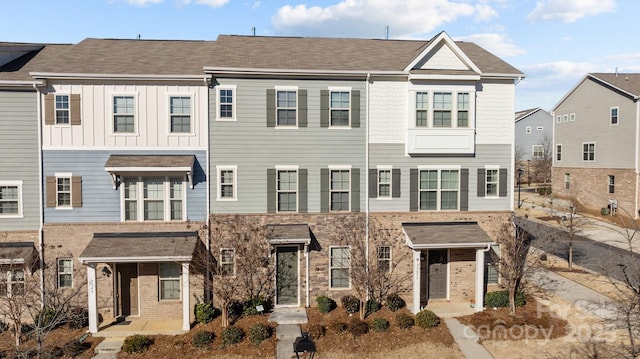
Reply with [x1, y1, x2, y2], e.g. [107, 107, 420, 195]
[228, 301, 244, 322]
[316, 295, 337, 314]
[370, 318, 390, 332]
[329, 321, 348, 333]
[68, 307, 89, 329]
[221, 326, 245, 346]
[485, 290, 526, 308]
[243, 296, 271, 316]
[365, 299, 381, 315]
[386, 293, 406, 312]
[537, 187, 552, 196]
[415, 310, 440, 329]
[35, 307, 57, 327]
[348, 318, 369, 337]
[341, 295, 360, 315]
[396, 313, 414, 329]
[307, 324, 326, 339]
[192, 331, 215, 349]
[195, 303, 219, 324]
[122, 335, 152, 354]
[248, 323, 272, 345]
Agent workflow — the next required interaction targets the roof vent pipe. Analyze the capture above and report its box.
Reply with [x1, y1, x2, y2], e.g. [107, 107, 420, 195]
[252, 27, 256, 36]
[385, 25, 389, 40]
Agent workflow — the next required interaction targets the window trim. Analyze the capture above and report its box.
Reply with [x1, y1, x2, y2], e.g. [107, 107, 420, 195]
[377, 167, 392, 199]
[216, 165, 238, 201]
[57, 258, 73, 289]
[563, 114, 568, 122]
[569, 113, 575, 122]
[54, 94, 71, 126]
[377, 245, 392, 273]
[329, 166, 351, 212]
[168, 94, 194, 135]
[484, 166, 499, 198]
[275, 86, 298, 128]
[564, 173, 571, 190]
[556, 144, 562, 162]
[220, 248, 235, 276]
[608, 175, 615, 194]
[328, 87, 351, 128]
[536, 126, 544, 131]
[329, 246, 351, 289]
[276, 166, 299, 213]
[55, 173, 73, 209]
[582, 142, 596, 162]
[0, 181, 23, 218]
[216, 85, 237, 122]
[525, 126, 531, 134]
[1, 269, 25, 297]
[111, 93, 138, 136]
[433, 91, 452, 128]
[610, 107, 619, 125]
[415, 91, 429, 127]
[120, 175, 187, 222]
[158, 262, 181, 301]
[417, 166, 461, 211]
[532, 144, 544, 159]
[556, 115, 562, 123]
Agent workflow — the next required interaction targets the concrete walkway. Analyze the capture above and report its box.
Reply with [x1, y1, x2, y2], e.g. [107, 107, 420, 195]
[445, 318, 494, 359]
[92, 337, 124, 359]
[268, 308, 308, 359]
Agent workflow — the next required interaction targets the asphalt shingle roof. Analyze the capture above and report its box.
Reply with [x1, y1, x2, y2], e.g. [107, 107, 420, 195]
[79, 232, 199, 260]
[402, 222, 493, 248]
[590, 73, 640, 98]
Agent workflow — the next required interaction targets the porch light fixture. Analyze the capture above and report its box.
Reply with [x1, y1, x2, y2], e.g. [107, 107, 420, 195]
[101, 265, 112, 277]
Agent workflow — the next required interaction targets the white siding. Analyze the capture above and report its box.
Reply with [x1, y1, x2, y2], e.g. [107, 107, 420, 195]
[419, 44, 468, 70]
[368, 80, 407, 144]
[476, 80, 515, 145]
[42, 82, 208, 149]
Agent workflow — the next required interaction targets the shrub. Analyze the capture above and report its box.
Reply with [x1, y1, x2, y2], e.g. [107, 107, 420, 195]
[415, 310, 440, 329]
[485, 290, 526, 308]
[248, 323, 272, 345]
[370, 318, 390, 332]
[195, 303, 219, 324]
[35, 307, 57, 327]
[365, 299, 381, 315]
[0, 321, 8, 332]
[221, 326, 245, 346]
[243, 296, 271, 316]
[122, 335, 152, 354]
[228, 300, 244, 322]
[348, 318, 369, 337]
[68, 307, 89, 329]
[316, 295, 337, 314]
[328, 321, 347, 333]
[537, 187, 552, 196]
[307, 324, 326, 339]
[62, 340, 86, 357]
[396, 313, 414, 329]
[341, 295, 360, 315]
[386, 293, 406, 312]
[192, 331, 215, 349]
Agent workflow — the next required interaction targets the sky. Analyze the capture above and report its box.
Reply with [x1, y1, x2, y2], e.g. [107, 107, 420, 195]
[2, 0, 639, 111]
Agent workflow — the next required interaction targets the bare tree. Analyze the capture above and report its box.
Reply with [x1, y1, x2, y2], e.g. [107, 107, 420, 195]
[533, 133, 553, 183]
[554, 196, 586, 271]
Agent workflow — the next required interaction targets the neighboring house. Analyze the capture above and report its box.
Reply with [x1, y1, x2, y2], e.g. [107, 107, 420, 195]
[206, 32, 523, 314]
[552, 73, 640, 218]
[514, 108, 553, 183]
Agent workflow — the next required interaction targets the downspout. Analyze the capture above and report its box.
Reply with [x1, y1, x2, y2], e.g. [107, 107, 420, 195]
[34, 83, 45, 307]
[365, 73, 371, 301]
[305, 244, 310, 307]
[205, 75, 212, 301]
[635, 99, 639, 219]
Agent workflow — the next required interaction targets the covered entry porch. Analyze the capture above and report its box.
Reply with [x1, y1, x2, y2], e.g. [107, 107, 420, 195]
[78, 231, 200, 334]
[402, 222, 494, 314]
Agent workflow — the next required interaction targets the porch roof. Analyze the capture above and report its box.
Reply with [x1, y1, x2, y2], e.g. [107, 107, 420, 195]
[104, 155, 196, 189]
[0, 242, 36, 265]
[402, 222, 493, 249]
[78, 231, 199, 263]
[266, 224, 311, 245]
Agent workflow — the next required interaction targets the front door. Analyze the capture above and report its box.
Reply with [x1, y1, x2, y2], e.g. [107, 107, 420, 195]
[428, 249, 448, 299]
[275, 246, 299, 306]
[117, 263, 139, 316]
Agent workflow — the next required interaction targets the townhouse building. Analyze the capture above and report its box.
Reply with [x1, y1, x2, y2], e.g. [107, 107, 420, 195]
[552, 73, 640, 218]
[514, 108, 553, 183]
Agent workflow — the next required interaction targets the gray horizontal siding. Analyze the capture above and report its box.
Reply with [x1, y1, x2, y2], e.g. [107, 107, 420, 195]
[369, 143, 512, 212]
[43, 150, 207, 223]
[210, 78, 366, 213]
[515, 112, 552, 161]
[0, 90, 40, 231]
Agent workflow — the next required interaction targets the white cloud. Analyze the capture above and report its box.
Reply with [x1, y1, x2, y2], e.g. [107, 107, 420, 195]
[272, 0, 497, 38]
[179, 0, 230, 7]
[457, 33, 526, 58]
[125, 0, 163, 5]
[526, 0, 616, 23]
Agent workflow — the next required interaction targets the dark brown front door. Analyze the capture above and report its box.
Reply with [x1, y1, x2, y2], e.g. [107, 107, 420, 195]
[117, 263, 139, 316]
[428, 249, 448, 299]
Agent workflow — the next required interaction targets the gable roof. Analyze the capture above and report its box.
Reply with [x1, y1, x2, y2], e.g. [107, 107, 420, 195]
[515, 107, 550, 123]
[553, 73, 640, 111]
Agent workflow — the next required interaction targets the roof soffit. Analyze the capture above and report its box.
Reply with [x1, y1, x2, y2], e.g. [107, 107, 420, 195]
[403, 32, 481, 74]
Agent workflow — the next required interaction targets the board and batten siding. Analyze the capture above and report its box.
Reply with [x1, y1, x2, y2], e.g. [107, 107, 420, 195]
[0, 90, 40, 230]
[209, 78, 366, 214]
[43, 150, 207, 223]
[42, 82, 208, 149]
[554, 78, 637, 169]
[369, 143, 512, 212]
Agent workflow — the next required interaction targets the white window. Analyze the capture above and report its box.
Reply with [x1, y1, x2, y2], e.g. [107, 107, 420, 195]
[217, 85, 236, 121]
[570, 113, 575, 122]
[0, 181, 22, 218]
[169, 96, 191, 133]
[583, 142, 595, 162]
[330, 169, 350, 211]
[608, 175, 615, 194]
[484, 244, 500, 284]
[377, 246, 391, 273]
[532, 145, 544, 159]
[610, 107, 619, 125]
[457, 93, 469, 127]
[378, 169, 391, 198]
[330, 90, 350, 127]
[556, 115, 562, 123]
[330, 246, 350, 289]
[276, 90, 297, 126]
[556, 144, 562, 162]
[57, 176, 72, 208]
[113, 95, 135, 133]
[563, 114, 568, 122]
[277, 169, 297, 212]
[55, 94, 70, 125]
[433, 92, 452, 127]
[122, 176, 185, 222]
[159, 262, 181, 300]
[416, 92, 428, 127]
[525, 126, 531, 134]
[564, 173, 571, 190]
[536, 126, 543, 131]
[57, 258, 73, 288]
[216, 166, 237, 201]
[419, 169, 459, 210]
[485, 168, 499, 197]
[0, 269, 25, 297]
[220, 249, 235, 276]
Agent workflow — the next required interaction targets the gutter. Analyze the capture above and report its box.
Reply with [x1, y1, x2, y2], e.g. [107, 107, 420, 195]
[29, 72, 207, 82]
[34, 83, 45, 308]
[365, 73, 371, 302]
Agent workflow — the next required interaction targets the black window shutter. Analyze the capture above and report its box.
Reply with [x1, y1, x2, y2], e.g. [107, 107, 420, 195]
[409, 169, 418, 212]
[460, 169, 468, 211]
[298, 169, 308, 213]
[351, 168, 360, 212]
[320, 168, 329, 212]
[392, 168, 401, 198]
[298, 90, 307, 127]
[499, 168, 508, 197]
[351, 90, 360, 128]
[477, 169, 486, 197]
[266, 89, 276, 127]
[368, 169, 377, 198]
[320, 90, 330, 128]
[267, 169, 276, 213]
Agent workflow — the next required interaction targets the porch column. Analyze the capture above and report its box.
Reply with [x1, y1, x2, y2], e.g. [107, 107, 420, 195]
[475, 248, 485, 312]
[412, 250, 421, 314]
[182, 262, 190, 331]
[87, 263, 98, 333]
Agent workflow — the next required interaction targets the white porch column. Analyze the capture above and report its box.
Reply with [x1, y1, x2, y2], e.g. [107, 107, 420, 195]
[87, 264, 98, 334]
[182, 262, 190, 331]
[412, 250, 421, 314]
[475, 248, 485, 312]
